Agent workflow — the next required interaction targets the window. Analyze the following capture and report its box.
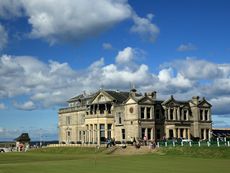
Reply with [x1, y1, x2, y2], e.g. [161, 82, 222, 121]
[205, 110, 208, 121]
[201, 129, 204, 139]
[170, 108, 174, 120]
[67, 131, 71, 137]
[129, 107, 134, 113]
[156, 109, 160, 120]
[66, 116, 71, 125]
[183, 110, 187, 120]
[141, 128, 145, 139]
[147, 107, 151, 119]
[147, 128, 151, 140]
[200, 110, 203, 120]
[117, 112, 122, 124]
[100, 124, 105, 142]
[119, 116, 122, 124]
[141, 107, 145, 119]
[107, 124, 112, 139]
[122, 129, 125, 140]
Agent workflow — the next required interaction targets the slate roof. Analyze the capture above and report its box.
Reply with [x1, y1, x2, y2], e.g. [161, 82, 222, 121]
[162, 95, 190, 106]
[105, 90, 130, 103]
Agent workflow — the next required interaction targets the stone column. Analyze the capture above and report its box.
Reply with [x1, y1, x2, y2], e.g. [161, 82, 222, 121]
[186, 110, 189, 121]
[183, 128, 186, 138]
[188, 128, 191, 140]
[144, 107, 147, 119]
[208, 129, 211, 141]
[111, 124, 114, 139]
[88, 125, 91, 143]
[177, 108, 180, 121]
[150, 107, 153, 119]
[173, 107, 176, 120]
[173, 128, 176, 138]
[202, 110, 205, 121]
[164, 108, 167, 120]
[177, 128, 181, 138]
[204, 129, 206, 140]
[151, 128, 154, 140]
[92, 124, 95, 143]
[166, 128, 169, 139]
[168, 108, 170, 120]
[105, 123, 108, 139]
[97, 123, 100, 145]
[91, 125, 93, 142]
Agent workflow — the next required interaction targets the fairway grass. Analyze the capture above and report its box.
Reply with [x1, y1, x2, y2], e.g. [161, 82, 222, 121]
[0, 147, 229, 173]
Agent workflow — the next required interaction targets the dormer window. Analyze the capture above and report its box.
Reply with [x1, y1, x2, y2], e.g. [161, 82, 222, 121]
[200, 110, 203, 120]
[147, 107, 151, 119]
[170, 108, 173, 120]
[183, 110, 187, 120]
[141, 107, 145, 119]
[205, 110, 208, 121]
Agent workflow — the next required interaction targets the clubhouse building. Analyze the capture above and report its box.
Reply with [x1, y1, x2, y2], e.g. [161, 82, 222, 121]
[58, 89, 212, 144]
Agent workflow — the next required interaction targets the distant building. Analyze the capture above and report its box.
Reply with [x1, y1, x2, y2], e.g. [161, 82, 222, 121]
[15, 133, 30, 151]
[58, 89, 212, 144]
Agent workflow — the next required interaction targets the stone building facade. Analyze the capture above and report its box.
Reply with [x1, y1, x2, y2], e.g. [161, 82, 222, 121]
[58, 89, 212, 144]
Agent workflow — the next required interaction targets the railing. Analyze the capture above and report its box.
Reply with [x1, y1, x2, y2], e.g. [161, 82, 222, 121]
[156, 140, 230, 147]
[59, 106, 87, 113]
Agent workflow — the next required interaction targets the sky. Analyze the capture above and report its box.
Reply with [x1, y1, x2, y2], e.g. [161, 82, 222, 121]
[0, 0, 230, 141]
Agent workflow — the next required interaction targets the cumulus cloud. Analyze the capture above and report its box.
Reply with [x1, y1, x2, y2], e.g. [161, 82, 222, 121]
[177, 43, 197, 52]
[0, 0, 133, 44]
[130, 14, 159, 42]
[0, 0, 159, 44]
[0, 24, 8, 50]
[1, 50, 230, 117]
[0, 0, 23, 18]
[13, 101, 36, 111]
[115, 47, 135, 64]
[157, 68, 193, 93]
[170, 58, 226, 80]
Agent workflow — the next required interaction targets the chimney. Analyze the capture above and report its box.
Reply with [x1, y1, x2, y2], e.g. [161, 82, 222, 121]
[130, 88, 137, 97]
[192, 96, 200, 105]
[147, 91, 157, 99]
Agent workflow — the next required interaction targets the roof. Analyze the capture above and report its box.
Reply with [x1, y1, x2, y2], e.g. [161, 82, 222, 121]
[162, 95, 190, 107]
[105, 90, 130, 103]
[15, 133, 30, 142]
[212, 129, 230, 137]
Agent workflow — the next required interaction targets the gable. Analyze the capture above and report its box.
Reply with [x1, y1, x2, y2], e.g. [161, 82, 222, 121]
[91, 92, 113, 104]
[198, 101, 212, 108]
[126, 98, 137, 104]
[163, 100, 180, 107]
[138, 97, 153, 105]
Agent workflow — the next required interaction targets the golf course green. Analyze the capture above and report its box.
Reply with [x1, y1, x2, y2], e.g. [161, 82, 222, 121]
[0, 147, 229, 173]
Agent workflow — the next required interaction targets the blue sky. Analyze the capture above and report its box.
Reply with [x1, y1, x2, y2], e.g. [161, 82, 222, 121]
[0, 0, 230, 141]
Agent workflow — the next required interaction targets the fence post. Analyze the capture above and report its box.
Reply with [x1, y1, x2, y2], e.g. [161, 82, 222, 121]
[157, 142, 160, 148]
[207, 141, 210, 147]
[165, 142, 167, 147]
[198, 141, 201, 147]
[173, 141, 175, 147]
[181, 141, 183, 147]
[227, 141, 230, 147]
[189, 141, 192, 147]
[217, 141, 220, 147]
